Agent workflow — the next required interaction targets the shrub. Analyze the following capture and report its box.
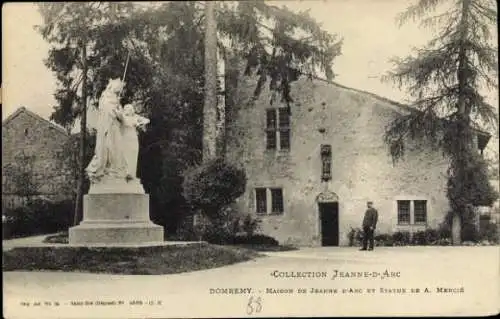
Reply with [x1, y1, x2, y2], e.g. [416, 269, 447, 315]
[3, 198, 74, 239]
[242, 214, 261, 236]
[461, 221, 480, 243]
[231, 234, 279, 246]
[479, 222, 499, 244]
[203, 228, 234, 245]
[199, 212, 265, 245]
[424, 228, 439, 244]
[437, 222, 452, 240]
[411, 231, 427, 245]
[347, 227, 363, 247]
[374, 233, 393, 246]
[392, 231, 411, 246]
[447, 154, 499, 210]
[182, 158, 246, 223]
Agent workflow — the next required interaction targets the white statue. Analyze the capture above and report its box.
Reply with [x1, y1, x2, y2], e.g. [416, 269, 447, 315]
[86, 78, 150, 185]
[121, 104, 150, 180]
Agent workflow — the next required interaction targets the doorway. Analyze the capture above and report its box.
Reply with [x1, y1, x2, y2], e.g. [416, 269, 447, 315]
[319, 202, 339, 246]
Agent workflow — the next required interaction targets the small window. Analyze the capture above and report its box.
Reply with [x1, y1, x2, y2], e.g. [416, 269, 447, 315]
[255, 188, 267, 215]
[265, 108, 290, 151]
[397, 200, 411, 224]
[266, 131, 277, 149]
[255, 187, 284, 215]
[266, 109, 277, 129]
[271, 188, 284, 213]
[414, 200, 427, 224]
[279, 129, 290, 150]
[278, 108, 290, 128]
[24, 128, 29, 136]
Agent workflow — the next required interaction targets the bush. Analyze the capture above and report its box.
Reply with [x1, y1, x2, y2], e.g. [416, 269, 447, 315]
[347, 227, 363, 247]
[182, 158, 246, 223]
[392, 231, 411, 246]
[437, 223, 452, 240]
[3, 198, 74, 239]
[202, 231, 279, 247]
[479, 222, 499, 244]
[231, 234, 279, 246]
[410, 229, 438, 245]
[374, 233, 393, 246]
[447, 154, 499, 210]
[461, 221, 480, 242]
[241, 214, 261, 236]
[199, 213, 265, 245]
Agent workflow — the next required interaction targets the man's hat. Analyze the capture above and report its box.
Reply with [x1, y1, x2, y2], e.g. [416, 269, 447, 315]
[367, 201, 373, 204]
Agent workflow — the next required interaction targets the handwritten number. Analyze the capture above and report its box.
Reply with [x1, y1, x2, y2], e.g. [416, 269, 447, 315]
[246, 296, 262, 315]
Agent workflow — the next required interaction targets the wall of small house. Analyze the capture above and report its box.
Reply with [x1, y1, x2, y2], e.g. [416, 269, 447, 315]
[2, 112, 74, 208]
[225, 74, 451, 247]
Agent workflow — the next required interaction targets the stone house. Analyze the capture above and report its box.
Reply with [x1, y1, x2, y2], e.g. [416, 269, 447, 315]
[2, 107, 75, 209]
[224, 76, 491, 247]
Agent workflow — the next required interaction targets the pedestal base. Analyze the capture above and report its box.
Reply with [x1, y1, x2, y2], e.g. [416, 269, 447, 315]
[69, 193, 164, 245]
[69, 222, 164, 245]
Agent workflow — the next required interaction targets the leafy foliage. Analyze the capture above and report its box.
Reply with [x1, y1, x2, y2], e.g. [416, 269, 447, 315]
[383, 0, 499, 240]
[447, 152, 499, 209]
[217, 1, 342, 109]
[3, 199, 74, 239]
[60, 132, 96, 196]
[392, 231, 412, 245]
[384, 0, 498, 159]
[37, 2, 340, 234]
[182, 158, 247, 222]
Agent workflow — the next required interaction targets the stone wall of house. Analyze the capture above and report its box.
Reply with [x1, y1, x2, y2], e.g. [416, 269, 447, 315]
[225, 74, 452, 246]
[2, 110, 75, 208]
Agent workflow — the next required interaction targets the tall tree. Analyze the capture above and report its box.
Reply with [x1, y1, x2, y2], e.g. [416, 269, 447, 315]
[383, 0, 498, 244]
[38, 3, 101, 224]
[37, 1, 342, 235]
[216, 1, 342, 110]
[203, 1, 218, 161]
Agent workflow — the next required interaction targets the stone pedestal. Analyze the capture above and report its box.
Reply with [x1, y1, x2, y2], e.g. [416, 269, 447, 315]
[69, 179, 164, 245]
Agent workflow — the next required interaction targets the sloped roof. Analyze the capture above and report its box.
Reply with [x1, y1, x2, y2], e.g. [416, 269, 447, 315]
[313, 77, 492, 139]
[2, 106, 69, 136]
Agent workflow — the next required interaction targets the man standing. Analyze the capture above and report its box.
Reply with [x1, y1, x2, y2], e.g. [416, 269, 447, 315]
[360, 201, 378, 251]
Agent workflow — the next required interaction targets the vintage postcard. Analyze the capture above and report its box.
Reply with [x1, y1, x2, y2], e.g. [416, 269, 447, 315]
[2, 1, 499, 318]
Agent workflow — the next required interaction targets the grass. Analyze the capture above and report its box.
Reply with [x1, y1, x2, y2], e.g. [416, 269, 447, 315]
[42, 232, 299, 251]
[2, 243, 261, 275]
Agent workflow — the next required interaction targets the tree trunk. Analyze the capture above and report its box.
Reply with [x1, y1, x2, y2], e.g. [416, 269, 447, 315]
[203, 0, 218, 162]
[216, 46, 226, 158]
[73, 41, 88, 226]
[451, 212, 462, 245]
[451, 0, 471, 245]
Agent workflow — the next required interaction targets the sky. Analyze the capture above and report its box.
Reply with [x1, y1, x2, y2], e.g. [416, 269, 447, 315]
[2, 0, 428, 119]
[2, 1, 498, 155]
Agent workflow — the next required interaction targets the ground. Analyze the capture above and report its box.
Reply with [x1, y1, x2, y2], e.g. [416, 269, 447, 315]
[3, 239, 499, 318]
